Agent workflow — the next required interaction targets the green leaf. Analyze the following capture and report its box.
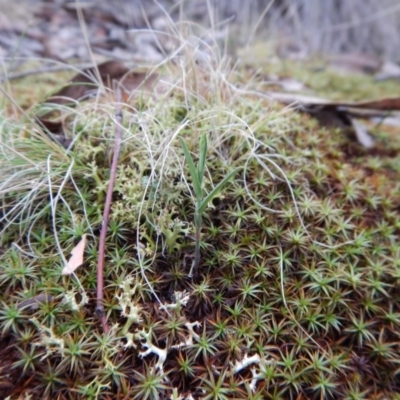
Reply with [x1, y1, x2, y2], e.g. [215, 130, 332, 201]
[179, 137, 202, 200]
[197, 133, 207, 185]
[198, 168, 240, 214]
[194, 213, 203, 228]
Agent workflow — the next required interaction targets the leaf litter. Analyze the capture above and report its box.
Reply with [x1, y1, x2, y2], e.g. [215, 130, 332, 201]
[62, 234, 87, 275]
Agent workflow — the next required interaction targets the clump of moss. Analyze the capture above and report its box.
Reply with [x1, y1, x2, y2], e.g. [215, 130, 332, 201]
[1, 31, 400, 400]
[238, 43, 400, 102]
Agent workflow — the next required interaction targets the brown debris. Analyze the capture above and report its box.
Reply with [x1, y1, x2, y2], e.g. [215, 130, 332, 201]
[16, 294, 55, 311]
[269, 92, 400, 148]
[36, 60, 159, 141]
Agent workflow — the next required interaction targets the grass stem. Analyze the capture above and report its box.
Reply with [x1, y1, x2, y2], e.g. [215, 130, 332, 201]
[96, 88, 123, 333]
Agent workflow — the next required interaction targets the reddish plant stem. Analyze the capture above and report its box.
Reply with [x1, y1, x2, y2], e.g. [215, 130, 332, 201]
[96, 88, 123, 333]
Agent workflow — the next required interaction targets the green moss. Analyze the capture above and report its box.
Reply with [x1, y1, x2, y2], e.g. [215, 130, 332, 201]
[239, 42, 400, 101]
[1, 44, 400, 399]
[0, 61, 74, 108]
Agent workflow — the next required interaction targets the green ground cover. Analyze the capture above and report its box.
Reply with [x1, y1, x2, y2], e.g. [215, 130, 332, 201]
[1, 40, 400, 399]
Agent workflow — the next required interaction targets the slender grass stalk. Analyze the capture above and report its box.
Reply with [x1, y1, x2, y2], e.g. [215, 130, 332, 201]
[96, 88, 123, 333]
[180, 133, 239, 277]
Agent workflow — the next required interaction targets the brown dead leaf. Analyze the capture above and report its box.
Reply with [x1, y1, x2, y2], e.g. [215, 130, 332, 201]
[36, 60, 159, 143]
[269, 92, 400, 112]
[343, 97, 400, 111]
[269, 91, 400, 148]
[45, 60, 158, 106]
[46, 60, 129, 105]
[62, 234, 87, 275]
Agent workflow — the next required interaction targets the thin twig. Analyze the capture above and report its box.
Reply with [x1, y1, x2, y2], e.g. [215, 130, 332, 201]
[96, 86, 123, 333]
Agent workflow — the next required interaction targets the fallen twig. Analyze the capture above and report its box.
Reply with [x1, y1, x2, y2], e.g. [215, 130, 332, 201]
[96, 86, 123, 333]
